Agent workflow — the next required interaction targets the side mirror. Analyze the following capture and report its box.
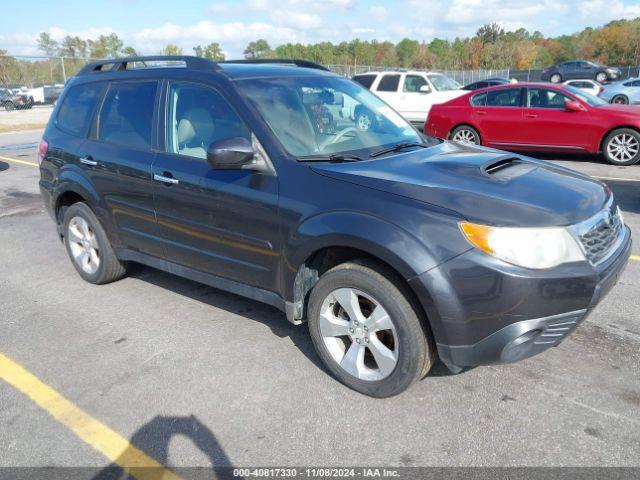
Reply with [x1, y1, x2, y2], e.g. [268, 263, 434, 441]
[419, 85, 431, 94]
[565, 100, 584, 112]
[207, 137, 255, 170]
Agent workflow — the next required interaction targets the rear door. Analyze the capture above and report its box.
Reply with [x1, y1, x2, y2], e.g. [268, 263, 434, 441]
[81, 80, 164, 256]
[151, 80, 280, 289]
[372, 73, 402, 111]
[471, 87, 525, 146]
[523, 87, 590, 150]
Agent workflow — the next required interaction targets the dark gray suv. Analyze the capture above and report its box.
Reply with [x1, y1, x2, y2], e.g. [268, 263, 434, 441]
[39, 56, 631, 397]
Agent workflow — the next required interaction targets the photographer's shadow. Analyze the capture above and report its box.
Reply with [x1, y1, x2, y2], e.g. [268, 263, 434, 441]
[93, 414, 235, 480]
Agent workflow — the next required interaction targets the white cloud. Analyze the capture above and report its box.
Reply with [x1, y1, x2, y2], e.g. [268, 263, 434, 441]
[580, 0, 640, 22]
[369, 5, 387, 20]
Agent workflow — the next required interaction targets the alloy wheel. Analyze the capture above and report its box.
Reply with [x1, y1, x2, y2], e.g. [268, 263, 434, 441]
[67, 216, 100, 275]
[596, 72, 607, 83]
[452, 128, 478, 145]
[550, 74, 561, 83]
[318, 288, 398, 381]
[607, 133, 639, 164]
[612, 95, 628, 105]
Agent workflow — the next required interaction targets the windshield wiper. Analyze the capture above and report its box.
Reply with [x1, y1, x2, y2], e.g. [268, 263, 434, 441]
[298, 154, 363, 163]
[369, 142, 428, 158]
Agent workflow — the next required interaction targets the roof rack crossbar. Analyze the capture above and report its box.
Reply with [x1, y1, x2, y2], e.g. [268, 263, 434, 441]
[77, 55, 219, 75]
[218, 58, 329, 71]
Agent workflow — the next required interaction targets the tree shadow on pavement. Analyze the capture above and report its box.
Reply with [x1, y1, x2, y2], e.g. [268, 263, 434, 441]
[92, 414, 237, 480]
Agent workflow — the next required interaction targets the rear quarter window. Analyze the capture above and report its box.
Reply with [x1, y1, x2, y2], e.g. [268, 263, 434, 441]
[470, 92, 487, 106]
[353, 75, 376, 90]
[56, 83, 104, 137]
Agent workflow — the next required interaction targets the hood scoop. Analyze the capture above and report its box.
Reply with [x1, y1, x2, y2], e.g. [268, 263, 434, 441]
[482, 156, 537, 181]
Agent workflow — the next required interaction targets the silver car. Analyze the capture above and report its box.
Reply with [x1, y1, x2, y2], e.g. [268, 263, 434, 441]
[599, 78, 640, 104]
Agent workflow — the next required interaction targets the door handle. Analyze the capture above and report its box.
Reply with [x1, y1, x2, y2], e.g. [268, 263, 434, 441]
[475, 110, 487, 115]
[153, 173, 179, 185]
[80, 155, 98, 166]
[525, 113, 538, 118]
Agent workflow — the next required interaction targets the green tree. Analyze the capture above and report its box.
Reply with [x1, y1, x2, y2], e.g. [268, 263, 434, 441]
[244, 39, 272, 59]
[36, 32, 59, 57]
[122, 46, 139, 57]
[161, 44, 183, 56]
[59, 36, 88, 58]
[476, 23, 505, 44]
[193, 43, 225, 61]
[396, 38, 419, 67]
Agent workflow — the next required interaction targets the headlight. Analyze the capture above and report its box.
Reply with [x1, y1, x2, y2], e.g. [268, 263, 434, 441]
[460, 222, 585, 269]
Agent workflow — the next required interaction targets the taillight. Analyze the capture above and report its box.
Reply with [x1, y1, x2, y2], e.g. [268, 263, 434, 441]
[38, 139, 48, 165]
[599, 87, 604, 93]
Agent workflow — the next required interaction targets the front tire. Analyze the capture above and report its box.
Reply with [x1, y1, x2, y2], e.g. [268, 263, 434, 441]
[602, 128, 640, 166]
[449, 125, 480, 145]
[63, 202, 127, 284]
[595, 71, 608, 83]
[308, 261, 435, 397]
[550, 73, 562, 83]
[611, 95, 628, 105]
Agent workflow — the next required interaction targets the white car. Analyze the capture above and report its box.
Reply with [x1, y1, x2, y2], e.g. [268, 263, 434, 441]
[562, 79, 603, 97]
[352, 71, 466, 126]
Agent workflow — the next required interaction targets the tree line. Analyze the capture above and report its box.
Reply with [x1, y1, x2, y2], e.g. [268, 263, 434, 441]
[1, 19, 639, 86]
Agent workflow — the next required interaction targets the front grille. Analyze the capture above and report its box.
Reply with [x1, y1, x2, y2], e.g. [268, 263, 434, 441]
[578, 204, 623, 264]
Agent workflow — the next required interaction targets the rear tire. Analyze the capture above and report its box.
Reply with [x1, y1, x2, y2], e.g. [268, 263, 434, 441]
[595, 71, 608, 83]
[602, 128, 640, 166]
[449, 125, 480, 145]
[611, 95, 628, 105]
[62, 202, 127, 284]
[307, 260, 435, 397]
[4, 102, 14, 111]
[550, 73, 562, 83]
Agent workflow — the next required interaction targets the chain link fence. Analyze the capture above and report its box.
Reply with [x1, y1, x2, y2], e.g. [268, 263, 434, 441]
[326, 64, 511, 84]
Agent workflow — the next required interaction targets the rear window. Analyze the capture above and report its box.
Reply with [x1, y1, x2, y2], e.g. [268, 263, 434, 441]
[353, 75, 376, 90]
[56, 83, 104, 137]
[376, 74, 400, 92]
[98, 82, 157, 150]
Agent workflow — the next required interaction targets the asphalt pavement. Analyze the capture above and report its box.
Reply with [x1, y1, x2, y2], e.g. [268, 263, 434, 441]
[0, 130, 639, 472]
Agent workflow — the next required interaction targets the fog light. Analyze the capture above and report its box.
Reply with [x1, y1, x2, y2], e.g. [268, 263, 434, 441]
[501, 329, 542, 363]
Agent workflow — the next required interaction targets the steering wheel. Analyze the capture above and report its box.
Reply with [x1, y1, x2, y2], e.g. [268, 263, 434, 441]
[319, 126, 360, 150]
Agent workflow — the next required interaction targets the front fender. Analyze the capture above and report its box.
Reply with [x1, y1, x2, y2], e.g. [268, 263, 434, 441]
[281, 210, 441, 304]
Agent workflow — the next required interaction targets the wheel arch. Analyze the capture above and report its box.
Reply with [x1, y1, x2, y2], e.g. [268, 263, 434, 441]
[282, 211, 442, 325]
[449, 123, 482, 144]
[599, 125, 640, 152]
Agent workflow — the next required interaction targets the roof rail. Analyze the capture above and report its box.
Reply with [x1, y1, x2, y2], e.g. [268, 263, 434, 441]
[218, 58, 330, 71]
[77, 55, 219, 75]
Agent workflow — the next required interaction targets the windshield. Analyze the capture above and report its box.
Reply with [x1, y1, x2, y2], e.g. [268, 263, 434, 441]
[563, 85, 608, 107]
[427, 74, 459, 91]
[236, 76, 423, 157]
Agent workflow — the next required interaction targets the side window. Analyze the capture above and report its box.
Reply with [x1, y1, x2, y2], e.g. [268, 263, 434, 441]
[486, 88, 522, 107]
[376, 74, 400, 92]
[470, 92, 487, 106]
[528, 88, 571, 109]
[167, 82, 250, 160]
[403, 75, 428, 92]
[476, 82, 489, 89]
[353, 75, 376, 90]
[98, 82, 157, 149]
[56, 83, 104, 137]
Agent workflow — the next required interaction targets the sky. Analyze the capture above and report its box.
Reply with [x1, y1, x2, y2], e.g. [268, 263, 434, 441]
[2, 0, 640, 59]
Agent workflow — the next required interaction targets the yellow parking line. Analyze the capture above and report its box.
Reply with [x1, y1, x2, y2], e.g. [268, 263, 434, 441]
[0, 154, 37, 167]
[595, 176, 640, 183]
[631, 255, 640, 262]
[0, 353, 181, 480]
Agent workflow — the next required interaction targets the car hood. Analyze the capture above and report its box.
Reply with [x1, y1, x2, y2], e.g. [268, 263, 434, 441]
[310, 142, 609, 227]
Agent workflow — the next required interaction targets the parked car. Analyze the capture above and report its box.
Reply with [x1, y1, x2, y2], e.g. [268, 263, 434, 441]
[462, 77, 511, 90]
[562, 79, 603, 97]
[40, 57, 631, 397]
[541, 60, 621, 84]
[599, 78, 640, 105]
[425, 83, 640, 165]
[0, 87, 34, 110]
[352, 70, 465, 126]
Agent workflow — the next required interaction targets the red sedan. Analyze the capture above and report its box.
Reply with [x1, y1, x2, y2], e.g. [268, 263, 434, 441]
[425, 83, 640, 165]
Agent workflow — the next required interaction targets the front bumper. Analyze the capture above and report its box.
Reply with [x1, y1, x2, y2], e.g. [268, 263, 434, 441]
[409, 225, 631, 371]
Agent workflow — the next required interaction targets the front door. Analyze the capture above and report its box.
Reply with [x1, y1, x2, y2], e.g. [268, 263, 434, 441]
[152, 81, 280, 289]
[398, 74, 432, 123]
[524, 88, 590, 150]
